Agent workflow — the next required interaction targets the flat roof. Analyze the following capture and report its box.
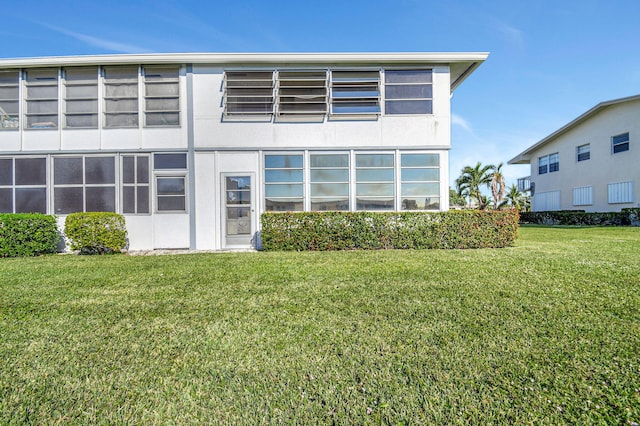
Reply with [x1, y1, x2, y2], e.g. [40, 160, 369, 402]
[0, 52, 488, 92]
[508, 94, 640, 164]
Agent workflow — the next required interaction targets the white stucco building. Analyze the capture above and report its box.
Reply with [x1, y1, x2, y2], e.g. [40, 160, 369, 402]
[0, 52, 488, 250]
[509, 95, 639, 213]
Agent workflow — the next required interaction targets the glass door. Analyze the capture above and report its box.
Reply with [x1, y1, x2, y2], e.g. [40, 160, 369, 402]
[223, 175, 254, 247]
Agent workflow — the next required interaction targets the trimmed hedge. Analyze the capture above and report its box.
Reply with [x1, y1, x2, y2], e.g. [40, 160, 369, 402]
[0, 213, 59, 257]
[64, 212, 128, 254]
[520, 208, 640, 226]
[261, 210, 519, 251]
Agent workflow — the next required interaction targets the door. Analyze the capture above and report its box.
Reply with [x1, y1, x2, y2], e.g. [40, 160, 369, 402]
[223, 174, 254, 248]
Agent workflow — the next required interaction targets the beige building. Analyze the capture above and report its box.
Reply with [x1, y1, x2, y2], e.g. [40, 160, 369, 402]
[509, 95, 639, 212]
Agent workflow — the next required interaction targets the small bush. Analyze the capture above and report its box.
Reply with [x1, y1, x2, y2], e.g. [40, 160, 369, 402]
[64, 212, 127, 255]
[520, 208, 640, 226]
[261, 210, 519, 251]
[0, 213, 59, 257]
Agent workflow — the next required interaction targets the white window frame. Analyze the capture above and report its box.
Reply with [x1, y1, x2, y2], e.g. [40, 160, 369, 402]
[0, 69, 20, 130]
[223, 70, 275, 121]
[152, 153, 188, 213]
[63, 67, 99, 129]
[576, 144, 590, 162]
[143, 66, 180, 127]
[383, 69, 433, 115]
[24, 68, 59, 130]
[103, 66, 139, 129]
[329, 69, 380, 118]
[612, 132, 629, 154]
[276, 70, 328, 120]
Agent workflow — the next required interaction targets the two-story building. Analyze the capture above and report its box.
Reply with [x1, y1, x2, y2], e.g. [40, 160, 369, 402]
[0, 52, 488, 250]
[509, 94, 639, 212]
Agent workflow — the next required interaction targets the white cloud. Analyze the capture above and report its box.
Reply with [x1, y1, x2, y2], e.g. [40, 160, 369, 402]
[42, 24, 150, 53]
[451, 113, 472, 132]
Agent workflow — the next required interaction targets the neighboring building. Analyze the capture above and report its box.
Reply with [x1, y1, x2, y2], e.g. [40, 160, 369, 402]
[509, 95, 640, 212]
[0, 52, 488, 250]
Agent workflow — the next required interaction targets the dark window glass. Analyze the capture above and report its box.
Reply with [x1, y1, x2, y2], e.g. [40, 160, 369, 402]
[154, 153, 186, 169]
[137, 186, 149, 213]
[385, 100, 432, 114]
[157, 177, 185, 195]
[157, 196, 185, 211]
[123, 186, 135, 213]
[15, 188, 47, 213]
[0, 159, 12, 185]
[86, 187, 116, 212]
[54, 187, 83, 214]
[137, 156, 149, 183]
[0, 188, 11, 212]
[85, 157, 115, 184]
[15, 158, 47, 185]
[55, 157, 83, 184]
[264, 155, 303, 169]
[122, 156, 135, 184]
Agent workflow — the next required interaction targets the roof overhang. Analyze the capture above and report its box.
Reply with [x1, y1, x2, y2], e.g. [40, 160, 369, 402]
[508, 94, 640, 164]
[0, 52, 488, 92]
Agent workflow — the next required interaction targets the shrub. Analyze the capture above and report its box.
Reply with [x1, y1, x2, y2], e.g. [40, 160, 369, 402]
[520, 208, 640, 226]
[0, 213, 59, 257]
[64, 212, 127, 254]
[260, 210, 519, 251]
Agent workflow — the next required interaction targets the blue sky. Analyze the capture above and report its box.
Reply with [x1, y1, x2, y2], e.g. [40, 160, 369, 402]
[4, 0, 640, 187]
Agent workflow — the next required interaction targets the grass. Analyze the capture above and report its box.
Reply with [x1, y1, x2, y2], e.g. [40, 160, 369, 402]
[1, 226, 639, 424]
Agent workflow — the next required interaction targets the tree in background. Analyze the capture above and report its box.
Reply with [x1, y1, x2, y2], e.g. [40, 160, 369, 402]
[501, 183, 530, 211]
[490, 163, 506, 210]
[455, 162, 493, 210]
[449, 187, 467, 208]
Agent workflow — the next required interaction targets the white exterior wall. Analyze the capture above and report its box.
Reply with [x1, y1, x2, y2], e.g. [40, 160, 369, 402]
[529, 100, 640, 212]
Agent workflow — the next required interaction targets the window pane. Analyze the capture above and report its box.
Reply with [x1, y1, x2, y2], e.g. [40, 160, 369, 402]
[356, 169, 394, 182]
[154, 153, 187, 170]
[123, 186, 135, 214]
[26, 100, 58, 114]
[146, 83, 179, 96]
[226, 190, 251, 205]
[402, 153, 439, 167]
[385, 70, 432, 84]
[385, 85, 432, 99]
[158, 196, 185, 211]
[54, 157, 83, 184]
[402, 197, 440, 210]
[54, 187, 83, 214]
[146, 98, 179, 111]
[310, 183, 349, 197]
[137, 157, 149, 183]
[26, 115, 57, 129]
[401, 168, 439, 182]
[86, 187, 116, 212]
[85, 157, 115, 184]
[265, 184, 303, 198]
[145, 112, 179, 126]
[356, 183, 394, 196]
[27, 85, 58, 99]
[66, 115, 98, 128]
[137, 186, 149, 213]
[226, 176, 251, 190]
[264, 155, 303, 169]
[356, 154, 394, 168]
[310, 169, 349, 182]
[104, 84, 138, 98]
[265, 169, 303, 183]
[66, 99, 97, 113]
[356, 198, 394, 210]
[65, 68, 98, 84]
[15, 158, 46, 185]
[0, 188, 11, 212]
[265, 198, 303, 212]
[105, 99, 138, 112]
[122, 156, 135, 184]
[15, 188, 47, 213]
[105, 114, 138, 127]
[385, 100, 432, 114]
[66, 85, 98, 98]
[311, 200, 349, 211]
[0, 159, 12, 185]
[401, 183, 440, 197]
[310, 154, 348, 168]
[157, 177, 185, 195]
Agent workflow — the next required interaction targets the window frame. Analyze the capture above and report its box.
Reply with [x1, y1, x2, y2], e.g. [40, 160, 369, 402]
[384, 69, 433, 115]
[223, 70, 275, 121]
[400, 153, 440, 210]
[0, 69, 20, 130]
[263, 152, 305, 212]
[24, 68, 59, 130]
[0, 156, 48, 214]
[121, 154, 150, 215]
[576, 144, 590, 162]
[612, 132, 629, 154]
[153, 153, 188, 213]
[276, 70, 328, 120]
[309, 152, 350, 211]
[143, 65, 180, 127]
[329, 69, 381, 118]
[354, 152, 396, 211]
[103, 66, 139, 129]
[63, 67, 99, 129]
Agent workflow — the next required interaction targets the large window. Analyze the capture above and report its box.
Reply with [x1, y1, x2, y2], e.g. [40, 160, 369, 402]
[122, 155, 150, 214]
[384, 70, 432, 115]
[53, 156, 116, 214]
[401, 153, 440, 210]
[104, 66, 138, 128]
[310, 153, 349, 210]
[25, 69, 58, 129]
[0, 157, 47, 213]
[330, 70, 380, 116]
[64, 67, 98, 129]
[144, 66, 179, 126]
[612, 132, 629, 154]
[154, 153, 187, 212]
[224, 71, 274, 119]
[355, 153, 395, 210]
[0, 70, 19, 129]
[538, 153, 558, 174]
[264, 154, 304, 211]
[277, 71, 327, 119]
[576, 144, 590, 162]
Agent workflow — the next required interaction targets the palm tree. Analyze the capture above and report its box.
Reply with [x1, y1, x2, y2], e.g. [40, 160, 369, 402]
[455, 162, 493, 210]
[503, 183, 529, 211]
[490, 163, 506, 210]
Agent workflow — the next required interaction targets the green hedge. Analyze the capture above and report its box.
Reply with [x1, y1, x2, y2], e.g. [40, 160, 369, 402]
[260, 210, 519, 251]
[64, 212, 128, 255]
[520, 208, 640, 226]
[0, 213, 59, 257]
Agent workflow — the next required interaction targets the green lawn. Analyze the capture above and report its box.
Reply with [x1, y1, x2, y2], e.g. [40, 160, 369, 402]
[1, 226, 639, 424]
